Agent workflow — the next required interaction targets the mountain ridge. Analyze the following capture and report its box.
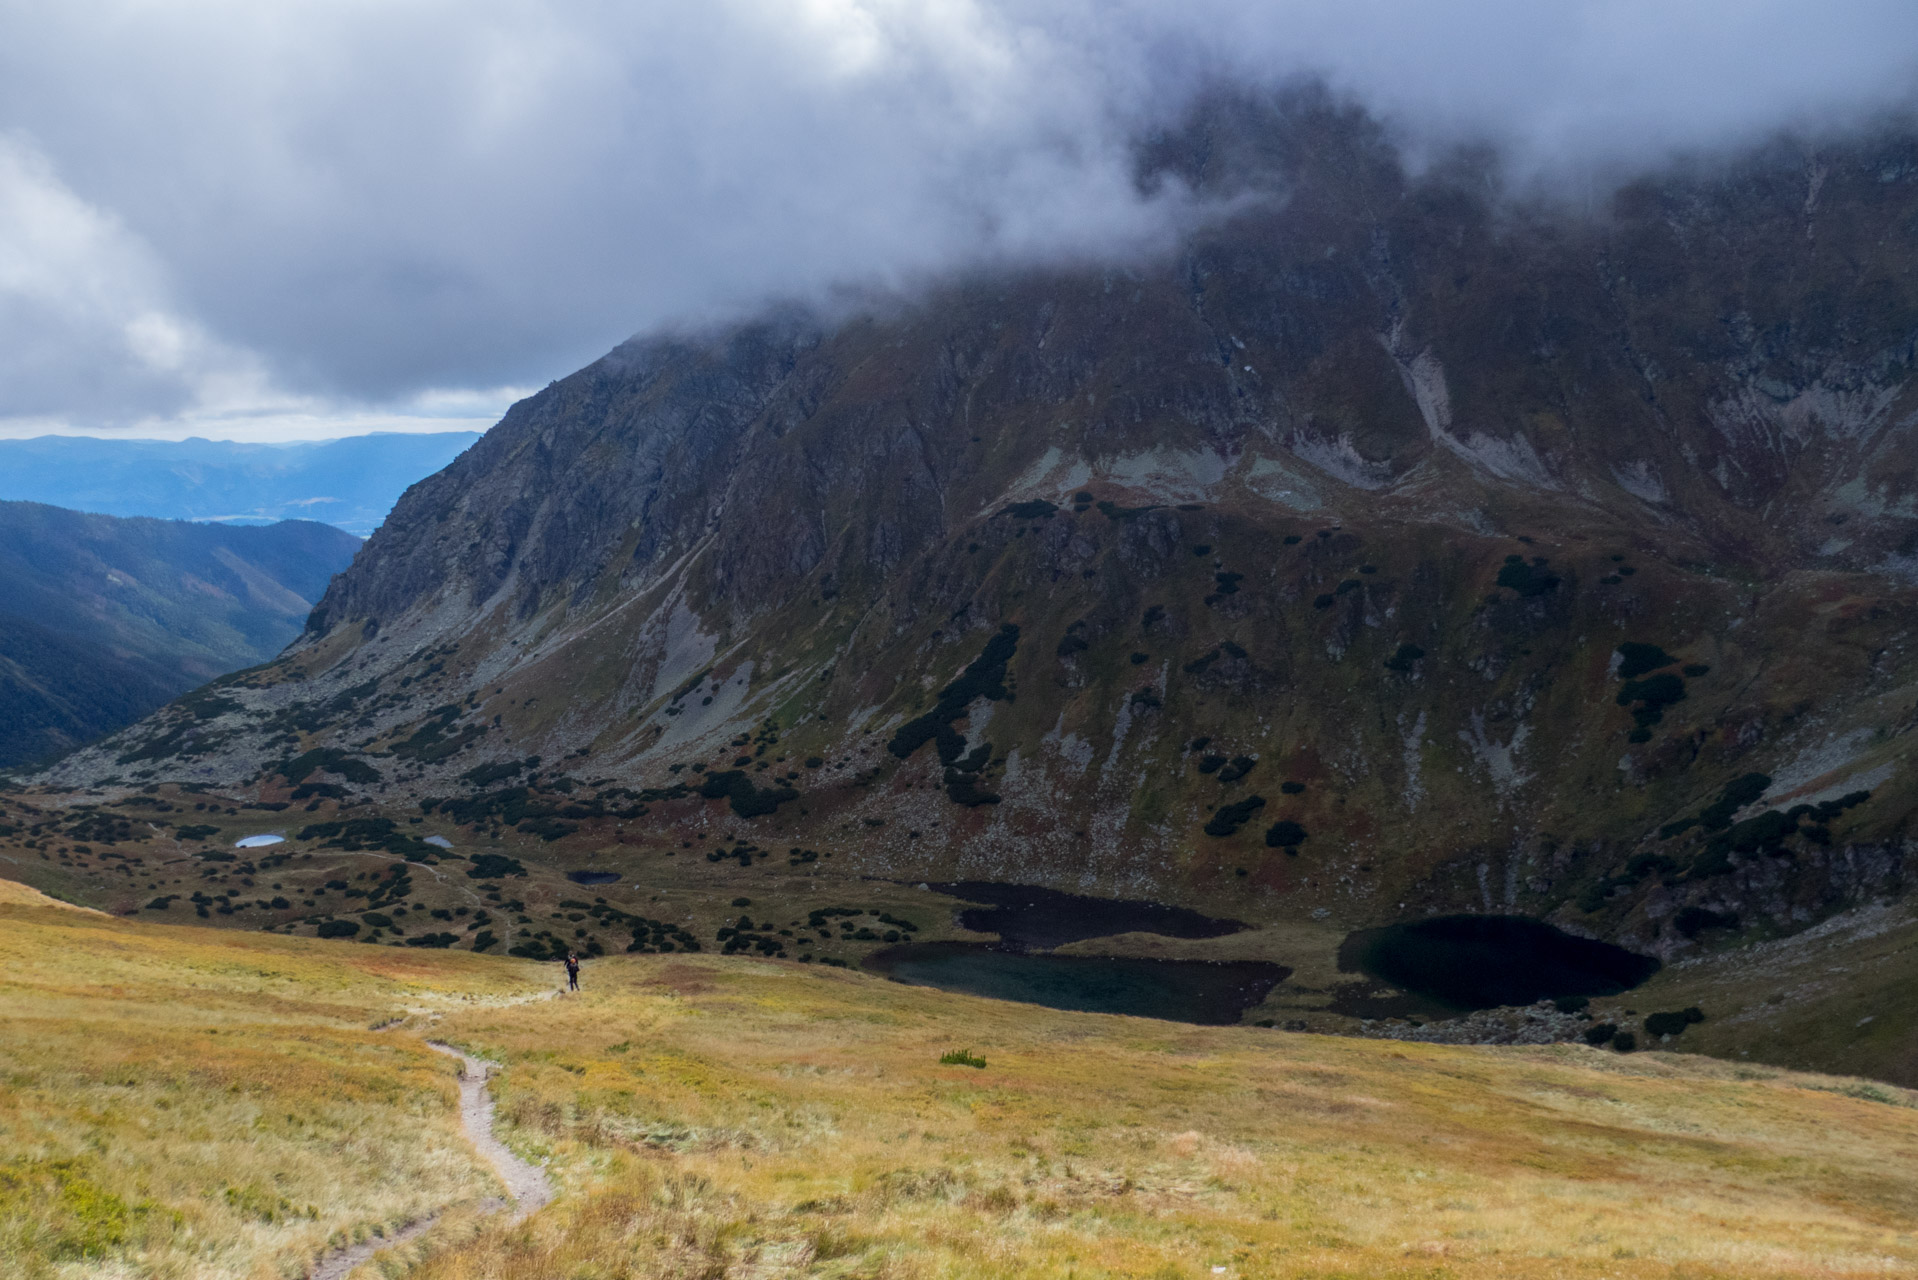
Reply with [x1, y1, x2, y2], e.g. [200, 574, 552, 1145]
[39, 93, 1918, 965]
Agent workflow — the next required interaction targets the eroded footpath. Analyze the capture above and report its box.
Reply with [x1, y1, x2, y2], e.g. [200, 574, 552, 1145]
[308, 1043, 551, 1280]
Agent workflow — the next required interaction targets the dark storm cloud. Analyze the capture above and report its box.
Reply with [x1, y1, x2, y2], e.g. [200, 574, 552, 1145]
[1, 1, 1914, 435]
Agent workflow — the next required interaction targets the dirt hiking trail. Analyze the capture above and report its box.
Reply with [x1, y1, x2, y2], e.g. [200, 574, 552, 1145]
[307, 1042, 553, 1280]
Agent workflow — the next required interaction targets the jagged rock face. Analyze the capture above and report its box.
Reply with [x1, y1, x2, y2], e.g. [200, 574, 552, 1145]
[53, 96, 1918, 944]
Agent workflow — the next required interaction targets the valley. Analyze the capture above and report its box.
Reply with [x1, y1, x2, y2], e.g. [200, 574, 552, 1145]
[4, 101, 1917, 1233]
[31, 105, 1918, 998]
[0, 503, 361, 770]
[11, 12, 1918, 1280]
[4, 771, 1913, 1087]
[4, 885, 1917, 1279]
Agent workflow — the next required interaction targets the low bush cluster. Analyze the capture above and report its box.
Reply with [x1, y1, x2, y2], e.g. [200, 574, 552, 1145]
[593, 901, 700, 954]
[1674, 905, 1738, 938]
[1700, 773, 1771, 830]
[706, 842, 765, 867]
[1383, 643, 1425, 672]
[1617, 671, 1686, 730]
[888, 625, 1019, 760]
[1615, 642, 1676, 679]
[697, 770, 798, 819]
[298, 816, 441, 860]
[1205, 571, 1244, 606]
[1687, 785, 1869, 879]
[943, 738, 1001, 806]
[1204, 796, 1266, 837]
[422, 783, 659, 835]
[1216, 755, 1257, 784]
[389, 704, 487, 764]
[461, 756, 541, 787]
[805, 906, 917, 946]
[1496, 555, 1560, 597]
[1643, 1007, 1705, 1038]
[1578, 852, 1679, 912]
[1001, 500, 1057, 519]
[272, 747, 381, 787]
[716, 914, 791, 958]
[1264, 820, 1308, 851]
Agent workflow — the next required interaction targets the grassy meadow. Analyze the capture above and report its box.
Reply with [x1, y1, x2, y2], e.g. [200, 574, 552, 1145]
[0, 896, 547, 1279]
[4, 889, 1918, 1279]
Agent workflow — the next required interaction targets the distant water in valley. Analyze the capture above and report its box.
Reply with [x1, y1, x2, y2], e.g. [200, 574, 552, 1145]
[1339, 915, 1660, 1012]
[865, 943, 1289, 1025]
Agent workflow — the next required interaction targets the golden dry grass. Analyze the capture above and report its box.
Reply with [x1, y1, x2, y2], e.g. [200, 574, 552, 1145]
[0, 879, 99, 911]
[0, 897, 548, 1279]
[417, 956, 1918, 1280]
[4, 886, 1918, 1279]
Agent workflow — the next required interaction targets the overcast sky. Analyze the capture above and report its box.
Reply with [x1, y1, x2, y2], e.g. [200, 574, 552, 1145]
[2, 1, 1915, 442]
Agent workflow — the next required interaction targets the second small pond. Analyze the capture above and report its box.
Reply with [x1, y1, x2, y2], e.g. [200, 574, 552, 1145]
[865, 942, 1290, 1025]
[1339, 914, 1660, 1012]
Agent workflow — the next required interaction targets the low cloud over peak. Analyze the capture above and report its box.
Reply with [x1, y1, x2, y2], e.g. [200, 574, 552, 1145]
[1, 0, 1913, 438]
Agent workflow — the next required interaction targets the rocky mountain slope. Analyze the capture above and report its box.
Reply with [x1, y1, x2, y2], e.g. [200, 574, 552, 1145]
[0, 502, 359, 768]
[44, 92, 1918, 962]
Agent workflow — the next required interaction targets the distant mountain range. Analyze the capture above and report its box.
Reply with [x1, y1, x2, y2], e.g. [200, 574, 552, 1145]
[0, 502, 360, 770]
[0, 432, 480, 536]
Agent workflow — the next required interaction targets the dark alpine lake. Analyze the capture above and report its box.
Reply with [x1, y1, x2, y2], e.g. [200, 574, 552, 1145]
[1339, 914, 1660, 1012]
[864, 942, 1290, 1024]
[863, 883, 1279, 1024]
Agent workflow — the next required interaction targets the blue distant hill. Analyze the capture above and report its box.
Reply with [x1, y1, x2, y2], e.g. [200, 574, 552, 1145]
[0, 433, 482, 537]
[0, 502, 362, 770]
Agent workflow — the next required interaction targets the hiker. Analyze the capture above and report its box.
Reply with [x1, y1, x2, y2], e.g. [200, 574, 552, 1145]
[564, 952, 581, 991]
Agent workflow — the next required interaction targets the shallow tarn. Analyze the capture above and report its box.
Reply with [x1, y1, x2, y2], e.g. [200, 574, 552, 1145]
[1339, 914, 1660, 1013]
[865, 942, 1290, 1024]
[866, 883, 1281, 1024]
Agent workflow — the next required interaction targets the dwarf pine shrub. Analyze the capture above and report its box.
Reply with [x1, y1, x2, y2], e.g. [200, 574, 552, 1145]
[1616, 642, 1676, 679]
[1204, 796, 1266, 837]
[1264, 820, 1308, 850]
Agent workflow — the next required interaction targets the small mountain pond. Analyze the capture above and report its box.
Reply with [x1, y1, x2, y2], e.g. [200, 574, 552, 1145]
[1339, 914, 1660, 1013]
[865, 883, 1288, 1024]
[866, 942, 1291, 1025]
